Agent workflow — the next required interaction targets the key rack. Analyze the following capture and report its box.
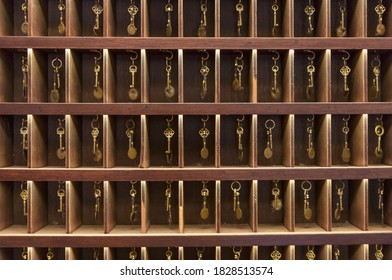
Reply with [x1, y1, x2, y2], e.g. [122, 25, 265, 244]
[0, 0, 392, 260]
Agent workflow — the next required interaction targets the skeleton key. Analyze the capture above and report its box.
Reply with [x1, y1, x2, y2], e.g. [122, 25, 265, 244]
[341, 116, 351, 163]
[130, 182, 137, 224]
[378, 179, 385, 224]
[334, 182, 345, 221]
[93, 63, 103, 100]
[336, 4, 347, 37]
[165, 181, 172, 225]
[271, 180, 282, 211]
[92, 1, 103, 36]
[305, 2, 315, 36]
[22, 248, 28, 260]
[237, 115, 244, 161]
[164, 56, 175, 98]
[20, 182, 28, 216]
[126, 128, 137, 160]
[271, 57, 281, 99]
[200, 65, 209, 99]
[165, 1, 173, 37]
[21, 1, 28, 35]
[302, 181, 312, 221]
[91, 127, 99, 156]
[375, 244, 384, 260]
[57, 182, 65, 213]
[196, 247, 205, 260]
[306, 63, 315, 99]
[200, 181, 209, 220]
[199, 116, 210, 160]
[334, 246, 340, 260]
[233, 246, 242, 260]
[271, 246, 282, 260]
[128, 64, 138, 101]
[236, 1, 243, 36]
[20, 119, 28, 159]
[50, 57, 62, 103]
[129, 248, 137, 260]
[375, 2, 386, 36]
[264, 119, 275, 159]
[94, 182, 102, 221]
[22, 56, 28, 99]
[46, 248, 54, 260]
[306, 245, 316, 260]
[166, 247, 172, 260]
[164, 116, 175, 164]
[198, 2, 207, 37]
[58, 0, 66, 35]
[272, 2, 279, 37]
[375, 123, 384, 159]
[373, 66, 381, 98]
[127, 1, 138, 36]
[307, 115, 315, 159]
[231, 181, 242, 220]
[340, 65, 350, 98]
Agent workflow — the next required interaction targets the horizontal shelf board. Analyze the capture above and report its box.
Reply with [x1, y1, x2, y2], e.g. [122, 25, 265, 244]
[0, 231, 390, 247]
[1, 37, 392, 50]
[1, 103, 392, 115]
[1, 166, 392, 181]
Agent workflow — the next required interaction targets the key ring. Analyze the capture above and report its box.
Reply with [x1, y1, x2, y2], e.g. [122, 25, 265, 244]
[231, 180, 241, 192]
[336, 180, 345, 191]
[301, 180, 312, 192]
[126, 117, 135, 130]
[91, 115, 100, 129]
[52, 57, 62, 69]
[265, 119, 276, 130]
[166, 115, 174, 127]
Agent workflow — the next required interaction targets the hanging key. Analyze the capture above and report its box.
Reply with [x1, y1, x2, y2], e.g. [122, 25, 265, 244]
[164, 116, 175, 164]
[271, 51, 281, 100]
[199, 116, 210, 160]
[271, 180, 282, 211]
[94, 181, 102, 222]
[237, 115, 244, 161]
[20, 118, 28, 160]
[231, 181, 242, 220]
[375, 244, 384, 260]
[57, 181, 65, 214]
[93, 51, 103, 100]
[165, 181, 172, 226]
[375, 1, 386, 36]
[233, 246, 242, 260]
[198, 0, 208, 37]
[372, 55, 381, 99]
[58, 0, 66, 35]
[166, 247, 172, 260]
[302, 181, 312, 221]
[130, 181, 137, 224]
[126, 117, 137, 160]
[46, 248, 54, 260]
[236, 1, 243, 36]
[199, 50, 209, 99]
[305, 1, 315, 36]
[341, 115, 351, 163]
[92, 0, 103, 36]
[20, 181, 28, 216]
[378, 179, 385, 225]
[272, 1, 280, 37]
[271, 246, 282, 260]
[196, 247, 205, 260]
[375, 116, 384, 158]
[50, 57, 62, 103]
[339, 50, 351, 98]
[56, 119, 66, 160]
[22, 248, 28, 260]
[334, 181, 345, 220]
[232, 50, 244, 92]
[336, 2, 347, 37]
[164, 51, 175, 98]
[200, 181, 209, 220]
[264, 119, 275, 159]
[306, 245, 316, 260]
[93, 248, 100, 260]
[128, 51, 139, 101]
[307, 115, 316, 159]
[165, 0, 173, 37]
[129, 248, 137, 260]
[91, 116, 102, 162]
[334, 246, 340, 260]
[127, 0, 138, 36]
[21, 56, 28, 99]
[305, 50, 316, 99]
[21, 1, 28, 35]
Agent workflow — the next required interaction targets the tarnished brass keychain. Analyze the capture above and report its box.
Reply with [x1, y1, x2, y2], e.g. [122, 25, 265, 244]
[46, 248, 54, 260]
[22, 55, 28, 99]
[199, 116, 210, 160]
[270, 51, 281, 100]
[56, 118, 66, 160]
[94, 181, 102, 222]
[130, 181, 137, 224]
[93, 50, 103, 100]
[375, 244, 384, 260]
[126, 117, 137, 160]
[301, 180, 312, 221]
[334, 245, 340, 260]
[307, 115, 316, 159]
[21, 0, 28, 35]
[164, 115, 175, 165]
[50, 57, 63, 103]
[271, 0, 280, 37]
[233, 246, 242, 260]
[199, 50, 210, 99]
[57, 0, 66, 35]
[165, 0, 174, 37]
[163, 50, 175, 99]
[200, 181, 209, 220]
[236, 0, 244, 36]
[127, 0, 138, 36]
[92, 0, 103, 36]
[375, 115, 384, 159]
[339, 50, 351, 98]
[271, 180, 282, 211]
[20, 118, 28, 160]
[198, 0, 208, 37]
[378, 179, 385, 224]
[231, 181, 242, 220]
[196, 247, 205, 260]
[371, 54, 382, 99]
[165, 181, 173, 226]
[22, 248, 28, 260]
[128, 51, 139, 101]
[306, 245, 316, 260]
[341, 115, 351, 163]
[305, 0, 315, 36]
[264, 119, 275, 159]
[236, 115, 244, 161]
[336, 1, 347, 37]
[91, 115, 102, 162]
[271, 246, 282, 260]
[375, 1, 386, 36]
[232, 50, 244, 92]
[20, 181, 28, 216]
[334, 181, 345, 221]
[166, 247, 173, 260]
[57, 181, 65, 219]
[305, 50, 316, 99]
[129, 247, 137, 260]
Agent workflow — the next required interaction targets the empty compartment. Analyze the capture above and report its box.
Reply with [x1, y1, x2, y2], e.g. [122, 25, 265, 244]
[330, 0, 364, 37]
[368, 50, 392, 102]
[183, 247, 216, 260]
[294, 245, 330, 260]
[367, 0, 392, 37]
[146, 0, 178, 37]
[258, 245, 294, 260]
[257, 0, 292, 37]
[0, 0, 29, 36]
[368, 179, 391, 230]
[294, 0, 328, 37]
[183, 0, 215, 37]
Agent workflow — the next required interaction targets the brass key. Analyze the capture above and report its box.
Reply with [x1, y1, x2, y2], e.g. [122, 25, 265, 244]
[305, 0, 315, 36]
[21, 1, 28, 35]
[375, 115, 384, 159]
[130, 181, 137, 224]
[371, 55, 381, 99]
[341, 115, 351, 163]
[375, 1, 386, 36]
[375, 244, 384, 260]
[271, 246, 282, 260]
[233, 246, 242, 260]
[126, 117, 137, 160]
[58, 0, 66, 35]
[271, 51, 281, 100]
[378, 179, 385, 224]
[336, 2, 347, 37]
[163, 50, 175, 98]
[57, 181, 65, 216]
[301, 181, 312, 221]
[20, 118, 28, 160]
[307, 115, 315, 159]
[164, 116, 175, 165]
[46, 248, 54, 260]
[334, 245, 340, 260]
[305, 50, 315, 99]
[165, 0, 174, 37]
[22, 248, 28, 260]
[264, 119, 275, 159]
[232, 50, 244, 92]
[271, 180, 282, 211]
[334, 181, 345, 221]
[22, 55, 28, 99]
[91, 115, 102, 162]
[128, 51, 139, 101]
[236, 1, 243, 36]
[199, 116, 210, 160]
[56, 118, 66, 160]
[127, 0, 138, 36]
[306, 245, 316, 260]
[94, 181, 102, 222]
[196, 247, 205, 260]
[92, 0, 103, 36]
[272, 0, 280, 37]
[50, 57, 62, 103]
[339, 50, 351, 98]
[231, 181, 242, 220]
[93, 51, 103, 100]
[200, 181, 209, 220]
[165, 181, 172, 226]
[199, 50, 210, 99]
[129, 248, 137, 260]
[237, 115, 244, 161]
[198, 0, 208, 37]
[20, 181, 28, 216]
[166, 247, 172, 260]
[93, 248, 100, 260]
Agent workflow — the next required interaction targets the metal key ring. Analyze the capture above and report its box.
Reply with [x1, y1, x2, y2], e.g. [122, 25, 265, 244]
[231, 180, 241, 191]
[265, 119, 276, 130]
[301, 180, 312, 191]
[126, 117, 136, 130]
[51, 57, 62, 69]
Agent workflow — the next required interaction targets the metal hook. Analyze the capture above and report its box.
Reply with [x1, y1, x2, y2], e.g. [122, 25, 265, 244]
[129, 50, 138, 61]
[91, 115, 100, 129]
[126, 117, 135, 130]
[92, 50, 102, 61]
[377, 114, 383, 122]
[307, 114, 315, 122]
[52, 57, 62, 69]
[270, 50, 280, 61]
[162, 50, 174, 60]
[58, 117, 65, 126]
[166, 115, 174, 123]
[199, 50, 209, 61]
[337, 180, 345, 190]
[237, 115, 245, 122]
[339, 50, 350, 61]
[371, 55, 381, 69]
[201, 115, 209, 123]
[305, 50, 315, 61]
[343, 115, 350, 122]
[234, 50, 244, 60]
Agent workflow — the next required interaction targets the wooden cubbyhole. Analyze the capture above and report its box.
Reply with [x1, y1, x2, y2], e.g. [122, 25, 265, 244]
[67, 248, 104, 260]
[67, 0, 103, 37]
[219, 0, 251, 37]
[330, 244, 368, 260]
[105, 115, 142, 168]
[105, 50, 142, 103]
[183, 0, 215, 37]
[368, 114, 392, 166]
[105, 0, 142, 37]
[220, 180, 254, 233]
[257, 115, 293, 167]
[294, 245, 330, 260]
[331, 180, 367, 231]
[257, 50, 293, 103]
[146, 0, 179, 37]
[368, 50, 392, 102]
[0, 49, 28, 103]
[0, 0, 30, 36]
[220, 246, 255, 260]
[0, 248, 29, 260]
[105, 181, 141, 234]
[368, 179, 392, 230]
[294, 180, 329, 232]
[105, 247, 142, 260]
[330, 0, 365, 37]
[258, 245, 294, 260]
[294, 115, 330, 167]
[146, 50, 179, 103]
[257, 180, 293, 233]
[67, 49, 104, 103]
[369, 244, 392, 260]
[257, 0, 292, 37]
[220, 115, 252, 167]
[145, 247, 180, 260]
[144, 181, 179, 234]
[331, 114, 366, 166]
[367, 0, 392, 37]
[219, 50, 252, 103]
[182, 181, 216, 234]
[28, 0, 67, 36]
[66, 115, 104, 168]
[331, 50, 366, 102]
[293, 50, 330, 102]
[67, 181, 104, 234]
[0, 181, 28, 234]
[293, 0, 329, 37]
[183, 247, 217, 260]
[183, 50, 216, 103]
[30, 248, 65, 260]
[0, 115, 28, 168]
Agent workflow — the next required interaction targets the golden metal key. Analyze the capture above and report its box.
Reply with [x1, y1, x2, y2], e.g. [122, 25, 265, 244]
[341, 115, 351, 163]
[165, 181, 172, 226]
[127, 0, 138, 36]
[378, 179, 385, 224]
[334, 181, 345, 221]
[46, 248, 54, 260]
[91, 115, 102, 162]
[200, 181, 209, 220]
[339, 50, 351, 98]
[271, 246, 282, 260]
[264, 119, 275, 159]
[20, 118, 28, 161]
[92, 0, 103, 36]
[270, 51, 281, 100]
[129, 248, 137, 260]
[371, 55, 381, 99]
[232, 51, 244, 92]
[94, 181, 102, 222]
[304, 0, 315, 36]
[57, 181, 65, 216]
[21, 0, 28, 35]
[198, 0, 208, 37]
[93, 51, 103, 100]
[271, 180, 282, 211]
[199, 116, 210, 160]
[375, 244, 384, 260]
[237, 115, 244, 161]
[56, 118, 66, 160]
[163, 50, 175, 98]
[20, 181, 28, 216]
[199, 50, 209, 99]
[130, 181, 137, 224]
[305, 51, 316, 99]
[231, 181, 242, 220]
[307, 115, 316, 159]
[374, 115, 384, 159]
[375, 1, 386, 36]
[128, 51, 139, 101]
[126, 117, 137, 160]
[22, 55, 28, 99]
[336, 1, 347, 37]
[233, 246, 242, 260]
[196, 247, 205, 260]
[236, 0, 243, 36]
[164, 116, 175, 165]
[306, 245, 316, 260]
[272, 0, 280, 36]
[301, 181, 312, 221]
[58, 0, 66, 35]
[165, 0, 174, 37]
